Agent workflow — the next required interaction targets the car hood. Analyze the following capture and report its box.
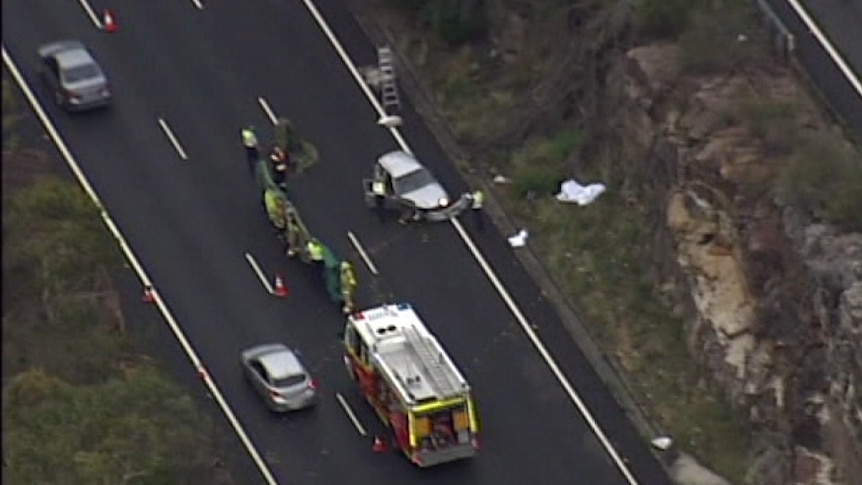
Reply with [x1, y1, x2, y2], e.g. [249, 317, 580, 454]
[401, 184, 450, 209]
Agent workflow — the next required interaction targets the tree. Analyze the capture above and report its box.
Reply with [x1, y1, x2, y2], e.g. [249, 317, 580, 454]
[3, 367, 216, 485]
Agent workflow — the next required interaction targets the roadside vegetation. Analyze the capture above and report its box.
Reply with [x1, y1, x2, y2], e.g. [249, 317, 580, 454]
[363, 0, 861, 482]
[2, 76, 235, 485]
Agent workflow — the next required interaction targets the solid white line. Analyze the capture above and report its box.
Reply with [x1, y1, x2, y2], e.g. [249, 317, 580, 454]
[75, 0, 102, 29]
[298, 0, 412, 154]
[189, 0, 205, 10]
[336, 392, 367, 436]
[346, 231, 379, 275]
[785, 0, 862, 97]
[244, 252, 274, 294]
[296, 6, 642, 485]
[257, 97, 279, 125]
[2, 45, 280, 485]
[157, 118, 189, 161]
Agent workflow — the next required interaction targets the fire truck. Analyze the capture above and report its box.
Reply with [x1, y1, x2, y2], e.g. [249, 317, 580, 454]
[342, 303, 480, 467]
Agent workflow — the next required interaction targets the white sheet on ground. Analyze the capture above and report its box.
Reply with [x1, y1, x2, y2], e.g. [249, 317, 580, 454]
[555, 179, 606, 206]
[508, 229, 528, 248]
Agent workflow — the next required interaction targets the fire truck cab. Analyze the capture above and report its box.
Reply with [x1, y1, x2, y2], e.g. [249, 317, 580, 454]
[342, 303, 479, 467]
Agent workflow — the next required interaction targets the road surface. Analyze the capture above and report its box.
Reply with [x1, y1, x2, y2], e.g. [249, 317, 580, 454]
[2, 1, 673, 484]
[766, 0, 862, 139]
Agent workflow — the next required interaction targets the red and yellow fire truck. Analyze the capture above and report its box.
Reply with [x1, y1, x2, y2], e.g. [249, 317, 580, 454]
[342, 303, 480, 467]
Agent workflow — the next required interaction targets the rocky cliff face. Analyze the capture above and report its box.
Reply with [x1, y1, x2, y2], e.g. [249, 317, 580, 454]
[603, 43, 862, 485]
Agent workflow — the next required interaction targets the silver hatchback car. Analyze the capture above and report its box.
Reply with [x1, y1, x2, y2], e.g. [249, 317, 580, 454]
[241, 343, 318, 412]
[37, 40, 111, 112]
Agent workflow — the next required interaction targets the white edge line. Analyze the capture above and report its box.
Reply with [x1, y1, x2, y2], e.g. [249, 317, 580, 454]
[244, 252, 274, 294]
[190, 0, 205, 10]
[2, 45, 280, 485]
[75, 0, 102, 29]
[296, 5, 641, 484]
[257, 97, 279, 126]
[335, 392, 367, 436]
[346, 231, 379, 275]
[785, 0, 862, 96]
[451, 218, 640, 485]
[297, 0, 412, 154]
[157, 117, 189, 161]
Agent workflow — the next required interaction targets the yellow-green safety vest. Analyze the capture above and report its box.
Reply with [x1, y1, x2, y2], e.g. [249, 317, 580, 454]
[341, 263, 357, 288]
[471, 190, 484, 209]
[372, 180, 386, 196]
[241, 129, 257, 148]
[307, 241, 324, 261]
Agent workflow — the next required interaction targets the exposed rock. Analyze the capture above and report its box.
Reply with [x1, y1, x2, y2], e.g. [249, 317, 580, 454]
[670, 452, 734, 485]
[608, 42, 862, 485]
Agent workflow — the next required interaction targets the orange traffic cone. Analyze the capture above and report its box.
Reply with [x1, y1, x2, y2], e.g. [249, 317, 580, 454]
[142, 285, 155, 304]
[103, 9, 118, 33]
[273, 273, 288, 297]
[372, 436, 386, 452]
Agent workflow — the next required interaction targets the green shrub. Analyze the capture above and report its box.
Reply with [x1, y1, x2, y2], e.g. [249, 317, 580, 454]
[778, 137, 862, 231]
[425, 0, 487, 45]
[388, 0, 428, 13]
[543, 129, 584, 162]
[511, 163, 563, 198]
[678, 1, 768, 75]
[634, 0, 697, 39]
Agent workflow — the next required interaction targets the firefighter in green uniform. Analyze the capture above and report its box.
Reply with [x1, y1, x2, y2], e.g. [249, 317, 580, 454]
[264, 188, 287, 231]
[340, 261, 357, 314]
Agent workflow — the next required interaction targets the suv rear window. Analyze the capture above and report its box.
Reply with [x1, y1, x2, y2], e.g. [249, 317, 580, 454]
[273, 374, 306, 388]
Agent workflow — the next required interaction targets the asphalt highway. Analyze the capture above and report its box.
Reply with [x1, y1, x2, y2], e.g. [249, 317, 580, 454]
[2, 1, 673, 484]
[766, 0, 862, 140]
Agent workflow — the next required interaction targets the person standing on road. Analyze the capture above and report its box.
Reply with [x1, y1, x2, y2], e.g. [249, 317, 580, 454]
[371, 177, 387, 222]
[306, 238, 324, 263]
[339, 261, 357, 314]
[241, 125, 259, 172]
[465, 189, 485, 231]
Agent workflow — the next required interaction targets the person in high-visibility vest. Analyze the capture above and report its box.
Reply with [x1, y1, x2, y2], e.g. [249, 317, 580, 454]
[264, 189, 286, 230]
[241, 126, 259, 171]
[306, 238, 324, 263]
[466, 189, 485, 231]
[339, 261, 357, 314]
[285, 207, 302, 257]
[371, 178, 387, 222]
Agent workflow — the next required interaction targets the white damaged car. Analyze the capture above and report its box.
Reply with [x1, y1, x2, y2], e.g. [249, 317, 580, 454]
[363, 150, 470, 222]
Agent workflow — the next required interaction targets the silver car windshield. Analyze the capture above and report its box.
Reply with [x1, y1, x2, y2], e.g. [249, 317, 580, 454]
[395, 168, 436, 194]
[62, 64, 101, 83]
[273, 374, 306, 388]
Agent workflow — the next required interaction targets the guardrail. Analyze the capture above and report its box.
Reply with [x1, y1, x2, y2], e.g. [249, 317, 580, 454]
[753, 0, 862, 146]
[754, 0, 796, 56]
